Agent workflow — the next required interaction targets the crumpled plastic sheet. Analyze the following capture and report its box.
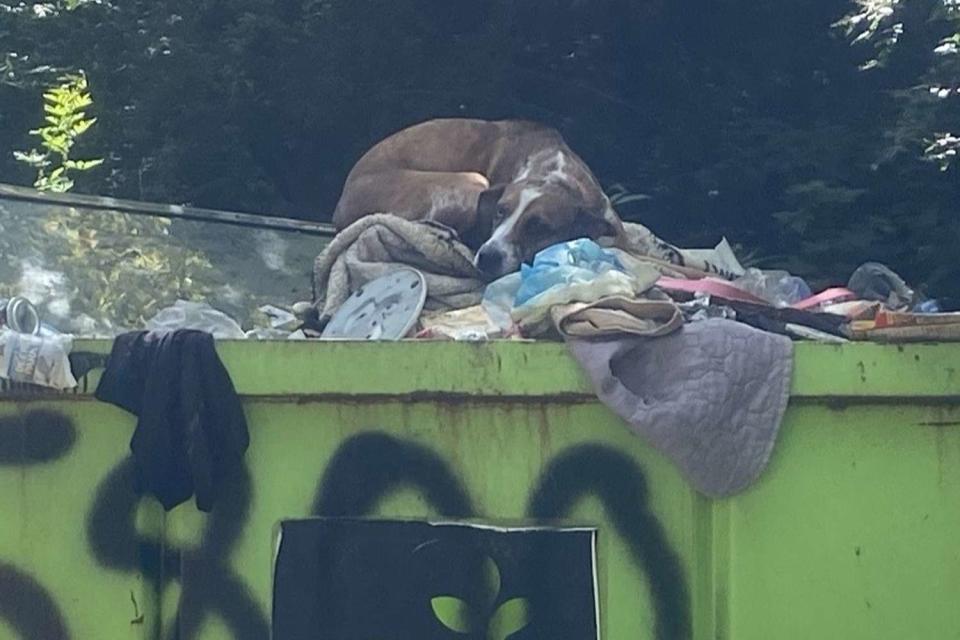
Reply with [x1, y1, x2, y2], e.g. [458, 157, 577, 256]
[0, 328, 77, 390]
[145, 300, 247, 339]
[482, 238, 661, 335]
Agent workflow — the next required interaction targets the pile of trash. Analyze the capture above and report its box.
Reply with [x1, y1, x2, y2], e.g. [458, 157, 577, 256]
[293, 212, 960, 343]
[308, 229, 960, 344]
[4, 210, 960, 393]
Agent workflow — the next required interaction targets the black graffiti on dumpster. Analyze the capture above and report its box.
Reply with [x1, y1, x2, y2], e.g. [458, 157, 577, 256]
[87, 458, 270, 640]
[312, 432, 691, 640]
[0, 405, 269, 640]
[0, 409, 77, 465]
[0, 411, 78, 640]
[1, 408, 690, 640]
[312, 431, 476, 517]
[0, 561, 71, 640]
[527, 445, 691, 640]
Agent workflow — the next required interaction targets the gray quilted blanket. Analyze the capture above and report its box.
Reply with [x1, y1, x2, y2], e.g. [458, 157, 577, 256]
[567, 319, 793, 497]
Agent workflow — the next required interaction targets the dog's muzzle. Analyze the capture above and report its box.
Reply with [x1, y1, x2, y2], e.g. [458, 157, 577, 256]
[475, 245, 506, 279]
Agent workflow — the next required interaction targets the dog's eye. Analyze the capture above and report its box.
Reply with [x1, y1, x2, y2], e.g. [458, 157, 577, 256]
[525, 217, 548, 236]
[496, 204, 510, 221]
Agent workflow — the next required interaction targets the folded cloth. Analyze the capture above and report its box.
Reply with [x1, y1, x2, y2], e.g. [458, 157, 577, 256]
[567, 319, 793, 497]
[95, 330, 249, 512]
[312, 214, 484, 325]
[550, 297, 684, 339]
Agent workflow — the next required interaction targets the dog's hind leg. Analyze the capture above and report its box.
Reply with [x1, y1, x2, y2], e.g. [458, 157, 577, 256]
[333, 169, 488, 232]
[334, 169, 491, 246]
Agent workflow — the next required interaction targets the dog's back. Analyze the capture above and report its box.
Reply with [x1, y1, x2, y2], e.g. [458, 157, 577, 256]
[341, 119, 562, 185]
[332, 119, 563, 232]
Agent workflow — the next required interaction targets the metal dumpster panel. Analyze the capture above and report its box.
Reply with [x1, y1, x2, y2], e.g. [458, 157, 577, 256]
[0, 341, 958, 639]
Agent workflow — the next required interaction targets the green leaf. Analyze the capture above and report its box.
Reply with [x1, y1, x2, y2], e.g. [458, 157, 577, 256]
[12, 150, 49, 167]
[44, 103, 69, 116]
[73, 118, 96, 135]
[488, 598, 530, 640]
[49, 177, 74, 193]
[431, 596, 472, 633]
[65, 159, 102, 170]
[73, 158, 104, 170]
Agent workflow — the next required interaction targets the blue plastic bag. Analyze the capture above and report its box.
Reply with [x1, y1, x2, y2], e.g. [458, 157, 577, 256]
[514, 238, 625, 306]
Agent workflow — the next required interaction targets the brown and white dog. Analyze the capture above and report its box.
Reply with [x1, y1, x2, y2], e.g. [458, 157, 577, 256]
[333, 118, 672, 279]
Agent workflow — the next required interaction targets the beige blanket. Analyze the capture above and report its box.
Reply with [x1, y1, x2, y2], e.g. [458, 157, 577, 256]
[312, 215, 741, 327]
[312, 214, 484, 323]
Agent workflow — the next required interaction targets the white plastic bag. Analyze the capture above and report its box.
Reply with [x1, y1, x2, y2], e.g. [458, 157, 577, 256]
[145, 300, 246, 339]
[481, 272, 522, 334]
[733, 268, 812, 307]
[0, 328, 77, 389]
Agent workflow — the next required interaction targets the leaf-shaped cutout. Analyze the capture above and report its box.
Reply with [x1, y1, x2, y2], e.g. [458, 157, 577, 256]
[431, 596, 472, 634]
[481, 556, 501, 611]
[488, 597, 530, 640]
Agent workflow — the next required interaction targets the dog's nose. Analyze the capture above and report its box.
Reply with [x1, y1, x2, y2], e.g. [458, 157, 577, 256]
[475, 246, 505, 277]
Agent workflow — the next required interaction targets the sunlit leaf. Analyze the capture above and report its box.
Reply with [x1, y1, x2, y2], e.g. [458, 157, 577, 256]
[431, 596, 472, 633]
[488, 598, 531, 640]
[75, 158, 104, 169]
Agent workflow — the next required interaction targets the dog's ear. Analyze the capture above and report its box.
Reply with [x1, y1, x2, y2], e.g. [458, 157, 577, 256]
[473, 184, 507, 241]
[477, 184, 506, 224]
[456, 184, 506, 252]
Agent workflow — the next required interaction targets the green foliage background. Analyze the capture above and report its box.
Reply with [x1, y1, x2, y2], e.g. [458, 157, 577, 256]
[0, 202, 219, 330]
[1, 0, 958, 298]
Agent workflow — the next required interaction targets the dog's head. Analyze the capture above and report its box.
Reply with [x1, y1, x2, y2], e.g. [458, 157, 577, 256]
[473, 179, 627, 279]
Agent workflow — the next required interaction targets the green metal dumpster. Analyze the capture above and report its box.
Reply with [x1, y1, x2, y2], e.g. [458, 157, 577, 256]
[1, 340, 958, 639]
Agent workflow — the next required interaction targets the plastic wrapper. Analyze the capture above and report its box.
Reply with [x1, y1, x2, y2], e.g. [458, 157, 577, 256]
[481, 272, 522, 334]
[416, 305, 514, 341]
[515, 239, 626, 305]
[483, 239, 661, 336]
[733, 268, 812, 307]
[145, 300, 246, 339]
[0, 328, 77, 389]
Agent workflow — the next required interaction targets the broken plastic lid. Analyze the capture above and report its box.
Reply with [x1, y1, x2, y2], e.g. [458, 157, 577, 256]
[2, 296, 41, 335]
[321, 268, 427, 340]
